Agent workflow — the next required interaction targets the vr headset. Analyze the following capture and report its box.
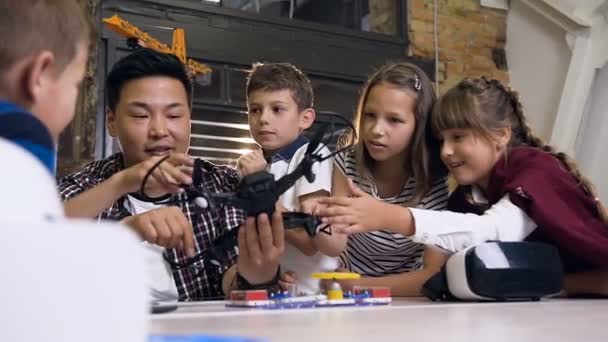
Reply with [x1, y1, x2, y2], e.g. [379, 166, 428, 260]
[423, 242, 564, 301]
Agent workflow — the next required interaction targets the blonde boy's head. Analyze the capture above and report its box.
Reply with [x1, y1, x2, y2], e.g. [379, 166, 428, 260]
[0, 0, 92, 141]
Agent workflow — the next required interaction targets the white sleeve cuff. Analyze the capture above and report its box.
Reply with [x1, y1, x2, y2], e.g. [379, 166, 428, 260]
[409, 195, 537, 253]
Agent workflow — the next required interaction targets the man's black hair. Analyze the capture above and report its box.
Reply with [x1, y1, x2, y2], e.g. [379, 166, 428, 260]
[106, 48, 193, 111]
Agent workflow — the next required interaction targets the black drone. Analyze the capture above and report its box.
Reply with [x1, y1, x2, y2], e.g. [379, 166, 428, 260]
[139, 114, 354, 271]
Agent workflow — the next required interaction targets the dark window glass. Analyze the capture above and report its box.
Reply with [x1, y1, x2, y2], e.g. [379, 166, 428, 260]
[311, 77, 360, 119]
[192, 62, 224, 103]
[228, 68, 250, 105]
[220, 0, 399, 36]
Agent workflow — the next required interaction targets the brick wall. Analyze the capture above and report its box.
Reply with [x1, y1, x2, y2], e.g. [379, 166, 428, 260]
[408, 0, 509, 92]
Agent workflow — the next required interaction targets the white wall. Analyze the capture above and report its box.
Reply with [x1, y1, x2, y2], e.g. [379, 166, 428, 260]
[576, 62, 608, 202]
[507, 0, 608, 202]
[506, 0, 572, 141]
[553, 0, 605, 19]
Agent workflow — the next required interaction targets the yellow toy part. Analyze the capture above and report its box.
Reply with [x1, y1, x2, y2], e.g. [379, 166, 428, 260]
[310, 272, 361, 280]
[102, 14, 212, 80]
[326, 281, 344, 300]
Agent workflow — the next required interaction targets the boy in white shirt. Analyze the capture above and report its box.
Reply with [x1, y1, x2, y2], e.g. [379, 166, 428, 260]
[237, 62, 347, 295]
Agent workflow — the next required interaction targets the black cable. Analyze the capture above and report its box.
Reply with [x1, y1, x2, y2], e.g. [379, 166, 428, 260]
[309, 112, 356, 163]
[138, 154, 173, 202]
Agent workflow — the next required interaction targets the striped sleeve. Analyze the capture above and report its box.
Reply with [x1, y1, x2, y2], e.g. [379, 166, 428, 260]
[419, 176, 449, 210]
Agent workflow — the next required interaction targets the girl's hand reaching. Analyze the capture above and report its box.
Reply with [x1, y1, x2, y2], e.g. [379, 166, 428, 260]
[317, 179, 390, 234]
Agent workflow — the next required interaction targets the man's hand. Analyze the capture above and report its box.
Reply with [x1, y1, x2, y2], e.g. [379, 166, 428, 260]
[237, 150, 267, 177]
[117, 153, 194, 197]
[236, 211, 285, 285]
[122, 206, 196, 257]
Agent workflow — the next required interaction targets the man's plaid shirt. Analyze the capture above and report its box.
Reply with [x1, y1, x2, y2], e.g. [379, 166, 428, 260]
[58, 153, 245, 301]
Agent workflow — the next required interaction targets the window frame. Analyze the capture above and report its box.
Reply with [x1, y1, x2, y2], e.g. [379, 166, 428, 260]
[106, 0, 409, 44]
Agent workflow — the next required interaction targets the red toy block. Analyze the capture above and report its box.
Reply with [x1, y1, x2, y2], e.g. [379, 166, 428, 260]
[353, 286, 391, 298]
[230, 290, 268, 301]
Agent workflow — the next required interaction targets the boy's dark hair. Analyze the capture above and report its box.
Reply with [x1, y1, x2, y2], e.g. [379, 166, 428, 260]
[246, 62, 314, 111]
[106, 49, 193, 112]
[0, 0, 91, 77]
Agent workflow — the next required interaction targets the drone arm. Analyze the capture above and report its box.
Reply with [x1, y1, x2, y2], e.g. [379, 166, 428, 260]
[274, 154, 322, 195]
[190, 190, 252, 213]
[274, 164, 307, 195]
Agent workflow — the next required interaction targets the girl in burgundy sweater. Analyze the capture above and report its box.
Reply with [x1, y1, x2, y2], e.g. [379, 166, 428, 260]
[318, 76, 608, 296]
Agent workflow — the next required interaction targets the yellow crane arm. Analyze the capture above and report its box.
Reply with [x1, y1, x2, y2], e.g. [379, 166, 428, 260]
[102, 14, 212, 77]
